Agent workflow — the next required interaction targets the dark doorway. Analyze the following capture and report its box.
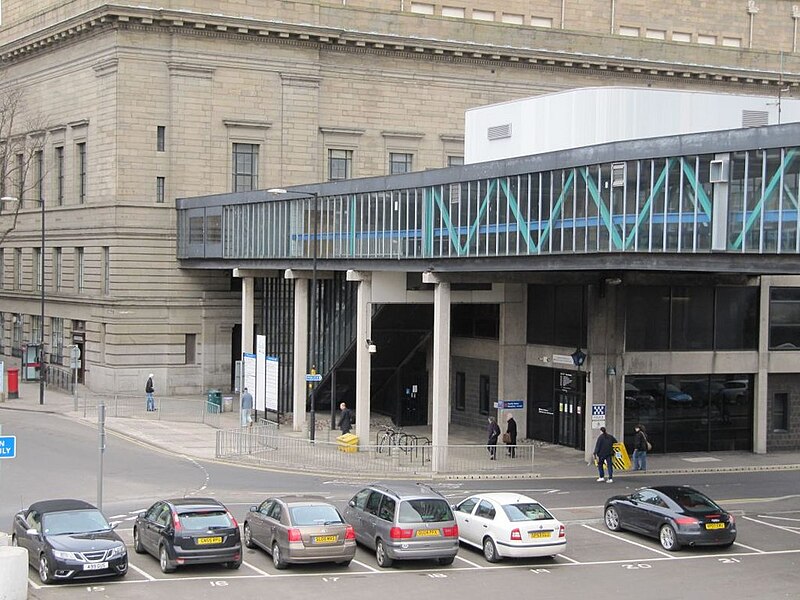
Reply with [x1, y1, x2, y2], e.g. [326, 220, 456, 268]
[527, 366, 586, 450]
[231, 324, 241, 392]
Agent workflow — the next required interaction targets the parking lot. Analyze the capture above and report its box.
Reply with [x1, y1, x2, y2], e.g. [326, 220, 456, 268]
[20, 506, 800, 598]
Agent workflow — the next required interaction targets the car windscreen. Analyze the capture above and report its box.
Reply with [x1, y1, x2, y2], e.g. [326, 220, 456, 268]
[178, 510, 233, 531]
[398, 499, 453, 524]
[502, 502, 554, 522]
[665, 490, 723, 514]
[42, 509, 110, 535]
[290, 505, 344, 526]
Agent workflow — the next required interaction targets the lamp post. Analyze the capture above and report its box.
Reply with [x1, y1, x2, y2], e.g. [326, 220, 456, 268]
[268, 188, 320, 441]
[1, 195, 45, 405]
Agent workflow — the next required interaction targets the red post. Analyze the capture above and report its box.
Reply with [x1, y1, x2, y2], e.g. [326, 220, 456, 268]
[7, 368, 19, 399]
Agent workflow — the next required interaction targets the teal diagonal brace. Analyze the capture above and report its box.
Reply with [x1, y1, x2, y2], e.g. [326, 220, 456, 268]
[581, 168, 624, 250]
[423, 188, 435, 257]
[499, 179, 536, 253]
[461, 180, 497, 255]
[538, 170, 575, 251]
[431, 187, 465, 256]
[349, 195, 357, 256]
[680, 160, 713, 218]
[733, 149, 797, 250]
[624, 160, 671, 250]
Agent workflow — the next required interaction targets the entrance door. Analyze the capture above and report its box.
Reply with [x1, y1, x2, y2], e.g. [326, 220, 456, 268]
[527, 366, 585, 450]
[555, 370, 585, 450]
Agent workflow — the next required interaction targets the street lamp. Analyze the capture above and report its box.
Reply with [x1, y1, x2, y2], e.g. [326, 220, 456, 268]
[1, 195, 45, 405]
[268, 187, 320, 441]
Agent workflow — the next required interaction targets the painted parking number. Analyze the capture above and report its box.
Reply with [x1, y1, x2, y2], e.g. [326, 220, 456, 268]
[530, 568, 550, 574]
[210, 581, 229, 587]
[622, 563, 652, 570]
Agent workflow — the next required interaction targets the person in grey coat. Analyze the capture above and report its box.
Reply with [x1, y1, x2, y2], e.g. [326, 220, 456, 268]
[240, 387, 254, 427]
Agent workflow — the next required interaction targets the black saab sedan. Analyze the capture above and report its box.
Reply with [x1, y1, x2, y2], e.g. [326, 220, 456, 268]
[11, 499, 127, 584]
[604, 485, 736, 551]
[133, 497, 241, 572]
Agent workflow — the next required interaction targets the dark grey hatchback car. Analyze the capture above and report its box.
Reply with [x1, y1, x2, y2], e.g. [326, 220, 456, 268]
[133, 497, 242, 572]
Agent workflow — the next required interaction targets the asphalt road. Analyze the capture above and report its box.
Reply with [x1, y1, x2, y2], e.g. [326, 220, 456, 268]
[2, 408, 799, 599]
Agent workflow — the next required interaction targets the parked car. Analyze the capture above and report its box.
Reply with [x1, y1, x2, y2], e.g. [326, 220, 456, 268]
[721, 380, 749, 404]
[133, 497, 241, 573]
[665, 384, 693, 404]
[11, 499, 127, 584]
[243, 496, 356, 569]
[624, 383, 656, 408]
[453, 493, 566, 562]
[343, 483, 459, 568]
[604, 485, 736, 551]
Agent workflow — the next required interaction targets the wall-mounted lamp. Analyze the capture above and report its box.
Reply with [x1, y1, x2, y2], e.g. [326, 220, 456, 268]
[366, 339, 377, 354]
[606, 365, 617, 376]
[571, 348, 587, 368]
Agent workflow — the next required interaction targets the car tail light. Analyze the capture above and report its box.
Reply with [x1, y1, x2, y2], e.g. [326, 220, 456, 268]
[510, 528, 522, 541]
[442, 525, 458, 537]
[674, 516, 699, 526]
[287, 528, 302, 542]
[345, 525, 356, 540]
[226, 511, 239, 529]
[172, 512, 182, 533]
[558, 525, 566, 538]
[389, 527, 414, 539]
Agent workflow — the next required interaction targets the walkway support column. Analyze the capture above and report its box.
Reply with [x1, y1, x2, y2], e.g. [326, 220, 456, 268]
[425, 272, 451, 473]
[498, 284, 527, 438]
[348, 270, 372, 446]
[755, 276, 770, 454]
[288, 271, 310, 432]
[237, 272, 255, 357]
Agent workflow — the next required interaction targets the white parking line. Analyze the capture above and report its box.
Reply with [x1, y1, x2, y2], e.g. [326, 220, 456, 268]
[242, 560, 272, 576]
[127, 562, 156, 581]
[27, 578, 41, 590]
[352, 559, 380, 573]
[556, 553, 580, 564]
[743, 515, 800, 535]
[732, 541, 765, 554]
[454, 554, 484, 568]
[758, 515, 800, 524]
[581, 524, 675, 558]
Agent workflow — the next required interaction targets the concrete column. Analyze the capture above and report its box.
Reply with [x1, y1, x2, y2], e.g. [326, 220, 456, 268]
[348, 271, 372, 446]
[426, 274, 451, 472]
[0, 546, 28, 600]
[292, 277, 310, 432]
[241, 276, 255, 356]
[755, 276, 770, 453]
[498, 283, 528, 438]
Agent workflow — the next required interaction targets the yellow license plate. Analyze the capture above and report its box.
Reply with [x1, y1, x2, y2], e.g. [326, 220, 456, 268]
[705, 523, 725, 530]
[314, 535, 338, 543]
[529, 531, 551, 539]
[416, 529, 440, 537]
[196, 536, 223, 545]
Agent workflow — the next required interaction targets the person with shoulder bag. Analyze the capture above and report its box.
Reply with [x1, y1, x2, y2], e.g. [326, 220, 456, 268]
[504, 413, 518, 458]
[632, 424, 650, 471]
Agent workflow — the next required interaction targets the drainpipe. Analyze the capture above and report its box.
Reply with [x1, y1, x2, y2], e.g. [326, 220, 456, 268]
[561, 0, 566, 29]
[747, 1, 759, 49]
[793, 5, 800, 53]
[610, 0, 616, 34]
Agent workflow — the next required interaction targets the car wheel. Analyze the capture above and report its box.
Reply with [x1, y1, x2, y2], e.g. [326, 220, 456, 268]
[375, 539, 393, 568]
[38, 554, 54, 585]
[133, 527, 145, 554]
[243, 523, 256, 549]
[483, 537, 500, 563]
[660, 524, 680, 551]
[272, 542, 287, 570]
[226, 558, 242, 569]
[437, 556, 455, 566]
[604, 506, 621, 531]
[159, 545, 176, 573]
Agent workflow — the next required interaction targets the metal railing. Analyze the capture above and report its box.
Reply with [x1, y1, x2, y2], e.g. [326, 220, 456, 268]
[74, 395, 224, 428]
[216, 424, 534, 475]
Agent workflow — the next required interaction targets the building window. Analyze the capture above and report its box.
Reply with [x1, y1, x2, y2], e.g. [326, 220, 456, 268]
[31, 315, 41, 346]
[55, 146, 64, 205]
[453, 304, 500, 339]
[12, 314, 23, 355]
[447, 155, 464, 167]
[76, 142, 87, 203]
[0, 313, 4, 354]
[619, 26, 640, 37]
[33, 247, 41, 291]
[389, 152, 413, 174]
[0, 248, 4, 289]
[773, 393, 789, 431]
[442, 6, 465, 18]
[409, 2, 434, 14]
[53, 248, 62, 291]
[51, 317, 64, 364]
[156, 177, 165, 203]
[328, 149, 352, 181]
[645, 29, 666, 40]
[232, 143, 259, 192]
[479, 375, 490, 415]
[157, 126, 166, 152]
[455, 371, 466, 411]
[472, 9, 495, 21]
[102, 246, 110, 295]
[14, 248, 21, 290]
[185, 333, 197, 365]
[16, 153, 24, 200]
[769, 287, 800, 350]
[527, 285, 588, 348]
[697, 34, 716, 45]
[75, 247, 84, 292]
[672, 31, 692, 42]
[502, 13, 524, 24]
[722, 37, 742, 48]
[531, 16, 553, 28]
[35, 150, 43, 205]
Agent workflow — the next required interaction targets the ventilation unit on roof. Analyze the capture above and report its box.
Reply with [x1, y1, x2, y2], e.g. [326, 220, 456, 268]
[487, 123, 512, 140]
[741, 110, 769, 128]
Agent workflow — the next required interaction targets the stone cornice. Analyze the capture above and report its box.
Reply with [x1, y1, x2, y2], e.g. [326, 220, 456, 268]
[223, 119, 272, 130]
[0, 4, 796, 88]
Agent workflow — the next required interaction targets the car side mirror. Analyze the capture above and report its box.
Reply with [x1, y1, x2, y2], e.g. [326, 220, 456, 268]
[249, 506, 257, 513]
[26, 527, 38, 536]
[110, 522, 119, 530]
[348, 499, 356, 508]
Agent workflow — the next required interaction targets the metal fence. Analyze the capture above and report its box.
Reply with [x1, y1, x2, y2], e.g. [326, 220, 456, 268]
[74, 395, 222, 428]
[215, 424, 534, 476]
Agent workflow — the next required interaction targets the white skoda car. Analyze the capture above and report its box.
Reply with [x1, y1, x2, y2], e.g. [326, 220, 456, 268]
[453, 493, 566, 562]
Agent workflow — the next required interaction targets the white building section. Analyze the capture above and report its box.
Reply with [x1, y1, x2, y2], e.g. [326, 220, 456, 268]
[465, 87, 800, 163]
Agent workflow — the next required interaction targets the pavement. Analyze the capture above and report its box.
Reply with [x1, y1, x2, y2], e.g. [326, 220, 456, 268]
[2, 380, 800, 480]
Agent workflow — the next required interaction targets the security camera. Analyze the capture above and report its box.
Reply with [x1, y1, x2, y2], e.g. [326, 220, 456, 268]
[366, 339, 377, 354]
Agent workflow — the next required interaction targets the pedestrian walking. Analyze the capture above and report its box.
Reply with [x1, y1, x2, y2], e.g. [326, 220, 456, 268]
[486, 416, 501, 460]
[338, 402, 354, 434]
[145, 373, 155, 411]
[632, 424, 650, 471]
[240, 387, 254, 427]
[504, 413, 518, 458]
[593, 426, 618, 482]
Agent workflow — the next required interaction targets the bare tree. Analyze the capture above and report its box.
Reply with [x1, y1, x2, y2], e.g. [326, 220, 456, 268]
[0, 86, 48, 246]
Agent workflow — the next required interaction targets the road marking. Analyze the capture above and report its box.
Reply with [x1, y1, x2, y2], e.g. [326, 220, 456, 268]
[743, 515, 800, 536]
[242, 560, 272, 576]
[127, 563, 156, 581]
[732, 541, 765, 554]
[758, 515, 800, 524]
[28, 578, 41, 590]
[352, 559, 380, 572]
[581, 524, 675, 558]
[110, 514, 127, 519]
[454, 554, 484, 568]
[556, 553, 580, 564]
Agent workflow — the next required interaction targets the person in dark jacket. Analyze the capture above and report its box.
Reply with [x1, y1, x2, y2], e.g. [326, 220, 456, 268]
[505, 413, 518, 458]
[593, 426, 618, 482]
[145, 373, 155, 411]
[486, 416, 501, 460]
[632, 424, 649, 471]
[338, 402, 354, 434]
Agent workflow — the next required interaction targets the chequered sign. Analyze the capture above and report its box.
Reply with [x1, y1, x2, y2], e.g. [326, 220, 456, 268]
[591, 404, 606, 420]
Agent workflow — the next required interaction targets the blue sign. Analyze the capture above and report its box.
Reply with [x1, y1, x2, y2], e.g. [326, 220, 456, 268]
[503, 400, 525, 409]
[0, 436, 16, 459]
[305, 373, 322, 382]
